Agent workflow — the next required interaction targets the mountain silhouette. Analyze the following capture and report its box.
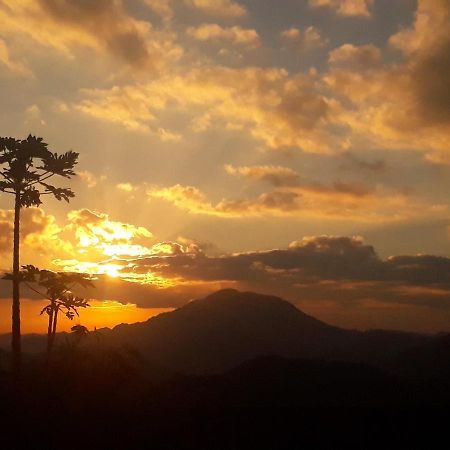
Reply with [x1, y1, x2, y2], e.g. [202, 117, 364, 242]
[102, 289, 428, 374]
[106, 289, 350, 373]
[0, 288, 438, 375]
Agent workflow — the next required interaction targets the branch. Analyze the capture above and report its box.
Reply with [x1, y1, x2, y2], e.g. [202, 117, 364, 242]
[24, 282, 52, 302]
[25, 171, 54, 187]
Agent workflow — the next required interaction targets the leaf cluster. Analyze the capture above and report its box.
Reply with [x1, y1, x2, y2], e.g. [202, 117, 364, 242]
[0, 135, 78, 207]
[4, 265, 94, 321]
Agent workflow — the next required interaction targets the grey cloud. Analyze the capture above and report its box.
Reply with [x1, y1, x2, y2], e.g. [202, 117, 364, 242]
[38, 0, 157, 68]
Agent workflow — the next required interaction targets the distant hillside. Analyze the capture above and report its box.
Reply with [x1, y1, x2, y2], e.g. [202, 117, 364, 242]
[0, 289, 441, 375]
[102, 289, 433, 374]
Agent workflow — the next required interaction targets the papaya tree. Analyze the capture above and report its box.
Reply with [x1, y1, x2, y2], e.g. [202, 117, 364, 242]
[0, 135, 78, 370]
[6, 265, 93, 354]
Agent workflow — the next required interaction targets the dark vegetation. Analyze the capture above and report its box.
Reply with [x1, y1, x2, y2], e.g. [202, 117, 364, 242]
[0, 135, 79, 371]
[0, 289, 449, 449]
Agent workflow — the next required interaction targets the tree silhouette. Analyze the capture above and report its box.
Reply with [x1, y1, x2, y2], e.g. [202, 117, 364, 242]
[71, 324, 89, 337]
[0, 135, 78, 370]
[5, 266, 93, 354]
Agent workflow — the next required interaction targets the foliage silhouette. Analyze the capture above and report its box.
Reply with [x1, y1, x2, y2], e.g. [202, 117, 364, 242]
[4, 265, 93, 354]
[0, 135, 78, 371]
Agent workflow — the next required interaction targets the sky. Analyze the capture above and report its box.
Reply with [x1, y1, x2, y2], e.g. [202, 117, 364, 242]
[0, 0, 449, 333]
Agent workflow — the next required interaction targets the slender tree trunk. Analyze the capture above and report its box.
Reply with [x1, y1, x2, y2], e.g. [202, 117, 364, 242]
[12, 191, 21, 373]
[48, 308, 58, 354]
[47, 308, 54, 355]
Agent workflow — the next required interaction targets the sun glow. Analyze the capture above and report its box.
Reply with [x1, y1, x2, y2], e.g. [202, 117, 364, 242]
[50, 210, 193, 287]
[102, 263, 122, 278]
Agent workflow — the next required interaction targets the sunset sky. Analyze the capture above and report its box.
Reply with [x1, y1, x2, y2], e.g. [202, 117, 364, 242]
[0, 0, 449, 333]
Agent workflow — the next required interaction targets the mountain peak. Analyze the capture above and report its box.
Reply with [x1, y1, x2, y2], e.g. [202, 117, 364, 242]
[190, 288, 302, 314]
[111, 289, 344, 374]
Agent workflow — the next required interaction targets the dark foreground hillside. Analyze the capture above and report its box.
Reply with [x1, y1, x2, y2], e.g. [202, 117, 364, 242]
[0, 290, 449, 449]
[0, 350, 449, 450]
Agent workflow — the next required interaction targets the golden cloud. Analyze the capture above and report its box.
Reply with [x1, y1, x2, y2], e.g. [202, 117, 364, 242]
[187, 24, 260, 47]
[147, 178, 448, 222]
[324, 0, 450, 162]
[224, 164, 300, 187]
[281, 26, 327, 50]
[142, 0, 173, 21]
[66, 209, 153, 255]
[309, 0, 374, 17]
[0, 38, 32, 77]
[74, 66, 339, 152]
[0, 0, 182, 71]
[0, 208, 73, 267]
[185, 0, 247, 18]
[329, 43, 381, 67]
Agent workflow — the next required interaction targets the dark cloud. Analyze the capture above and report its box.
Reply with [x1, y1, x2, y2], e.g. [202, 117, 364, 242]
[413, 38, 450, 125]
[37, 0, 157, 68]
[123, 235, 450, 286]
[1, 235, 448, 331]
[340, 152, 387, 173]
[224, 164, 375, 199]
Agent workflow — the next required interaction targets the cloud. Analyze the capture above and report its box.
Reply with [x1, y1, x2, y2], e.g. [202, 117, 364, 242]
[187, 24, 260, 47]
[389, 0, 450, 126]
[281, 26, 328, 50]
[0, 39, 33, 77]
[340, 153, 387, 173]
[224, 164, 374, 196]
[329, 44, 381, 67]
[74, 66, 338, 153]
[116, 183, 138, 192]
[142, 0, 173, 21]
[0, 208, 72, 266]
[147, 175, 445, 222]
[77, 170, 106, 188]
[146, 163, 445, 222]
[324, 0, 450, 162]
[224, 164, 299, 186]
[98, 235, 450, 331]
[309, 0, 374, 18]
[281, 28, 301, 41]
[185, 0, 247, 18]
[2, 230, 449, 331]
[66, 209, 153, 257]
[0, 0, 182, 71]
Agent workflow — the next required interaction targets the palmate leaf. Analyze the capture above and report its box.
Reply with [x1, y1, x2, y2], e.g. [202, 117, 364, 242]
[20, 187, 42, 207]
[38, 151, 79, 178]
[18, 135, 51, 160]
[0, 137, 20, 154]
[3, 265, 40, 282]
[40, 182, 75, 202]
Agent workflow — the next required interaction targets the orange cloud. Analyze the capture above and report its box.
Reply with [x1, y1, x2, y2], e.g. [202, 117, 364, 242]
[187, 24, 260, 47]
[0, 38, 32, 77]
[324, 0, 450, 162]
[309, 0, 374, 17]
[74, 66, 339, 152]
[329, 44, 381, 67]
[0, 0, 182, 71]
[0, 208, 72, 267]
[66, 209, 153, 256]
[147, 175, 448, 222]
[185, 0, 247, 18]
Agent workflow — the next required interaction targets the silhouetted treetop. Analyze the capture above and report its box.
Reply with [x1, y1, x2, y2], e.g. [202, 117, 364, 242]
[0, 134, 78, 206]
